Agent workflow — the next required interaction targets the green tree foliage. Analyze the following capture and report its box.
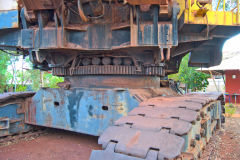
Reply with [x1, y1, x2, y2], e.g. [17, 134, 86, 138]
[169, 54, 210, 91]
[20, 68, 64, 91]
[0, 51, 10, 93]
[16, 85, 27, 92]
[27, 69, 41, 91]
[0, 54, 64, 92]
[18, 69, 64, 91]
[43, 72, 64, 89]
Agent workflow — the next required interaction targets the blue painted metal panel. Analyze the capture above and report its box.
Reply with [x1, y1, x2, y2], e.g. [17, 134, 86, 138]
[0, 10, 18, 29]
[35, 28, 58, 49]
[0, 29, 21, 47]
[26, 88, 140, 136]
[21, 29, 34, 48]
[0, 103, 31, 137]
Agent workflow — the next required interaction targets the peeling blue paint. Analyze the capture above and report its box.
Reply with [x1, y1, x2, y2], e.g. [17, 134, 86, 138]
[0, 10, 18, 29]
[26, 88, 140, 136]
[0, 103, 31, 137]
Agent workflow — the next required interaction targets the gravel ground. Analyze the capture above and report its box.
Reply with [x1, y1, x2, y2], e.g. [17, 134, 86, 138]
[201, 107, 240, 160]
[0, 109, 240, 160]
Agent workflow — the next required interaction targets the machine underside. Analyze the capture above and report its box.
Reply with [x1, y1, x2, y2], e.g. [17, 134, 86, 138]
[0, 0, 239, 159]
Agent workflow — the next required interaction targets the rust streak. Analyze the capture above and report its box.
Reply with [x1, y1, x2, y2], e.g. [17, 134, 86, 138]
[126, 0, 169, 5]
[126, 131, 141, 148]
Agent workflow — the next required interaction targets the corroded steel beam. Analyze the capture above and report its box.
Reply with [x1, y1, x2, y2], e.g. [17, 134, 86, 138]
[126, 0, 171, 5]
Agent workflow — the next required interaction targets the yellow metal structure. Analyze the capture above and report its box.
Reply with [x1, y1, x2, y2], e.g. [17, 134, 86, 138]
[177, 0, 240, 25]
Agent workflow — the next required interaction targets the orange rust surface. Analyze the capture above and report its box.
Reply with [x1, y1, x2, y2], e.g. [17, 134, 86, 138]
[126, 0, 170, 5]
[225, 113, 240, 118]
[21, 0, 62, 10]
[126, 131, 141, 148]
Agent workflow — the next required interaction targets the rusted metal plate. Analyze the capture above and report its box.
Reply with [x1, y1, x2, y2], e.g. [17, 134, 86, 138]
[186, 92, 223, 101]
[98, 126, 184, 159]
[115, 115, 192, 135]
[126, 0, 170, 5]
[0, 92, 35, 105]
[67, 76, 161, 89]
[90, 142, 144, 160]
[129, 106, 198, 122]
[21, 0, 61, 10]
[142, 96, 208, 105]
[139, 100, 203, 111]
[91, 142, 159, 160]
[138, 94, 223, 111]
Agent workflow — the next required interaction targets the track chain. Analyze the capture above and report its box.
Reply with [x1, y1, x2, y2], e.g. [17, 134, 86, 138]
[52, 65, 164, 76]
[90, 92, 223, 160]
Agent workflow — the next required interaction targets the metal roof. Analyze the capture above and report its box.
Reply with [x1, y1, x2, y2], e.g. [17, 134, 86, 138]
[197, 52, 240, 73]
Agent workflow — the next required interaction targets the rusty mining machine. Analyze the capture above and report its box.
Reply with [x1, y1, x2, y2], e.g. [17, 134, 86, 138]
[0, 0, 240, 159]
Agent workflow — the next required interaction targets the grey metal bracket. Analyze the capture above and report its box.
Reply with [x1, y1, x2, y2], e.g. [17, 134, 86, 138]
[90, 142, 159, 160]
[0, 118, 10, 130]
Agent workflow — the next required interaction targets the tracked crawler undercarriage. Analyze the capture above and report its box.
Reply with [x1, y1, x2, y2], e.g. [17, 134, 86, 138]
[0, 90, 224, 159]
[90, 92, 224, 160]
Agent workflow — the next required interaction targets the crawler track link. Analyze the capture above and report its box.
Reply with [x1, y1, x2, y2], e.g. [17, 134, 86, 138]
[90, 93, 224, 160]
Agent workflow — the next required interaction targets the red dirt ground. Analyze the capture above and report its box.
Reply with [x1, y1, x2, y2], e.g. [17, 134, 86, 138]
[0, 130, 101, 160]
